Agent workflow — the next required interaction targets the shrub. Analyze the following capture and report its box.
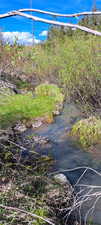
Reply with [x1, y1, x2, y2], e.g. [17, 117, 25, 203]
[70, 116, 101, 148]
[35, 83, 64, 104]
[33, 35, 101, 111]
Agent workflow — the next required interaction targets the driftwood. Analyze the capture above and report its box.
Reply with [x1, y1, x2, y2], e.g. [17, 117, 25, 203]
[0, 9, 101, 36]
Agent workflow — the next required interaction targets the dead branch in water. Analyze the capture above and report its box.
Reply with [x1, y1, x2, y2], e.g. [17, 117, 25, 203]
[52, 167, 101, 225]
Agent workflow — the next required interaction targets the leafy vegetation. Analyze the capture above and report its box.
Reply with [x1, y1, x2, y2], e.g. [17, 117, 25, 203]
[0, 28, 101, 114]
[0, 16, 101, 225]
[0, 83, 64, 128]
[35, 83, 64, 104]
[1, 33, 101, 112]
[0, 94, 55, 128]
[70, 116, 101, 148]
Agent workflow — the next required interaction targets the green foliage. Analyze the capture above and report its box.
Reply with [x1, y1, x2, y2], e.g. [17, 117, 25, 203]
[35, 83, 64, 104]
[33, 208, 48, 225]
[71, 116, 101, 148]
[79, 14, 101, 31]
[0, 94, 56, 128]
[33, 35, 101, 111]
[0, 32, 101, 113]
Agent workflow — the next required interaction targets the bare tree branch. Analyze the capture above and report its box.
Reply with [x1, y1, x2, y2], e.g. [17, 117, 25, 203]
[0, 204, 55, 225]
[18, 8, 101, 18]
[0, 10, 101, 36]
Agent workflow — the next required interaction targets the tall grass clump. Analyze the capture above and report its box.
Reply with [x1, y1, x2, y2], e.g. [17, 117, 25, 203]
[70, 116, 101, 148]
[0, 83, 64, 128]
[35, 83, 64, 104]
[0, 94, 56, 128]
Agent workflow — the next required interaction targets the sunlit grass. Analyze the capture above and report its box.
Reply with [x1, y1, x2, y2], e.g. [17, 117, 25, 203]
[0, 94, 56, 128]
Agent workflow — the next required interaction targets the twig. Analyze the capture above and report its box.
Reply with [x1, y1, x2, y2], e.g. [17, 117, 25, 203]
[84, 196, 101, 225]
[56, 167, 101, 225]
[74, 168, 88, 187]
[7, 139, 27, 151]
[49, 166, 101, 179]
[0, 204, 55, 225]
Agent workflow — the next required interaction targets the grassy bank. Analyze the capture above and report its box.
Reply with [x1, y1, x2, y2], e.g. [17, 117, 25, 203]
[0, 31, 101, 224]
[0, 84, 64, 128]
[0, 35, 101, 112]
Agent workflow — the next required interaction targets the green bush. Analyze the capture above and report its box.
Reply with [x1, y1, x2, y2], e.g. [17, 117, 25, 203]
[35, 83, 64, 104]
[71, 116, 101, 148]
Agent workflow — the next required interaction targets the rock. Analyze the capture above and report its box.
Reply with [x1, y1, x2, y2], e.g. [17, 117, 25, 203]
[32, 135, 49, 145]
[0, 80, 18, 95]
[43, 114, 54, 124]
[32, 120, 43, 129]
[53, 110, 60, 116]
[0, 134, 9, 141]
[25, 119, 43, 129]
[25, 115, 54, 129]
[53, 173, 70, 185]
[13, 123, 27, 133]
[0, 128, 13, 140]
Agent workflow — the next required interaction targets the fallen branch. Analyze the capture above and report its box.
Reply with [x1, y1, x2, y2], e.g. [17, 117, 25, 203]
[0, 204, 55, 225]
[0, 10, 101, 36]
[54, 167, 101, 225]
[49, 166, 101, 178]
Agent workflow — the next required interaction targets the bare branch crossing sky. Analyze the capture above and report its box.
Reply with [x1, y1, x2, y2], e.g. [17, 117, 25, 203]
[0, 0, 100, 44]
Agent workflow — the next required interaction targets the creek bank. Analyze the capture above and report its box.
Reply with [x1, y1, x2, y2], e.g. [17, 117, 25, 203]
[45, 173, 79, 225]
[1, 79, 101, 224]
[0, 101, 80, 225]
[0, 127, 79, 225]
[0, 82, 64, 130]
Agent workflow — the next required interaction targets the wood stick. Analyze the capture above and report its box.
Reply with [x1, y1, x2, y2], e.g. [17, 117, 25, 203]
[0, 10, 101, 36]
[18, 8, 101, 18]
[0, 204, 55, 225]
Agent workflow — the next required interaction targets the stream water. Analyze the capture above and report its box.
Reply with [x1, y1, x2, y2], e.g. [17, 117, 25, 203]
[27, 103, 101, 224]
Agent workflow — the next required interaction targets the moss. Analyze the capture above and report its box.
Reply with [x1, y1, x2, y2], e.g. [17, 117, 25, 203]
[35, 83, 64, 104]
[70, 116, 101, 148]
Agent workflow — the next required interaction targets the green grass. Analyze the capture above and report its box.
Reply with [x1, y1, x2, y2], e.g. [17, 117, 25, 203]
[70, 116, 101, 148]
[0, 94, 56, 128]
[0, 83, 64, 128]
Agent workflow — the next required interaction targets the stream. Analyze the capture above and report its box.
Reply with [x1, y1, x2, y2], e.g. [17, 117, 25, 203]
[26, 103, 101, 224]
